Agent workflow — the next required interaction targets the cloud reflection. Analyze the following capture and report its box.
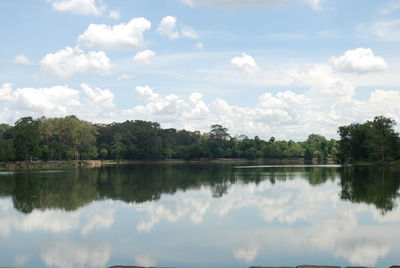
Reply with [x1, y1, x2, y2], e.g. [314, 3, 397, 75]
[136, 189, 210, 231]
[41, 240, 111, 268]
[0, 198, 116, 237]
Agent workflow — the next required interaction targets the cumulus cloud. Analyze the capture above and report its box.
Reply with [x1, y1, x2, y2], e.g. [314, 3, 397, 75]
[14, 54, 34, 65]
[119, 78, 400, 140]
[133, 50, 156, 64]
[157, 16, 199, 39]
[0, 83, 115, 124]
[79, 18, 151, 50]
[122, 86, 211, 133]
[179, 0, 323, 10]
[40, 46, 112, 78]
[230, 53, 259, 74]
[49, 0, 105, 16]
[158, 16, 180, 39]
[293, 64, 356, 101]
[329, 48, 388, 74]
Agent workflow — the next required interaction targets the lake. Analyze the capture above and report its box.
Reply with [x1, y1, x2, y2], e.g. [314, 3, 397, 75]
[0, 164, 399, 268]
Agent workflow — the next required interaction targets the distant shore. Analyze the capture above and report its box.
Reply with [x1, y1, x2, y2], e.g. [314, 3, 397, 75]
[0, 158, 338, 171]
[1, 158, 399, 171]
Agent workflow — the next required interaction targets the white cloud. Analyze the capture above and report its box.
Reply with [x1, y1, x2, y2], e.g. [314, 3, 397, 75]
[133, 50, 156, 65]
[49, 0, 105, 16]
[293, 64, 355, 102]
[158, 16, 180, 39]
[14, 54, 34, 65]
[122, 86, 210, 130]
[297, 0, 322, 10]
[4, 49, 400, 140]
[179, 0, 322, 10]
[381, 1, 400, 15]
[233, 243, 259, 263]
[117, 73, 135, 80]
[40, 46, 112, 78]
[334, 239, 390, 266]
[158, 16, 199, 39]
[135, 189, 210, 231]
[181, 25, 199, 39]
[119, 77, 400, 140]
[370, 19, 400, 42]
[267, 32, 307, 40]
[230, 53, 259, 74]
[195, 42, 204, 49]
[134, 253, 157, 267]
[0, 198, 79, 236]
[79, 18, 151, 50]
[329, 48, 388, 74]
[0, 83, 14, 102]
[0, 198, 117, 238]
[41, 241, 111, 268]
[80, 207, 115, 235]
[108, 10, 121, 20]
[0, 83, 116, 124]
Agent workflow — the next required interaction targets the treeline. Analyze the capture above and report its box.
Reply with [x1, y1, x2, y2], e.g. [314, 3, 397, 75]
[0, 115, 336, 162]
[337, 116, 400, 163]
[0, 115, 398, 163]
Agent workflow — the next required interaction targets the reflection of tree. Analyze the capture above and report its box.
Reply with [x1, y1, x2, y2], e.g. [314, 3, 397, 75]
[340, 167, 400, 213]
[235, 166, 338, 186]
[11, 170, 98, 213]
[0, 164, 399, 214]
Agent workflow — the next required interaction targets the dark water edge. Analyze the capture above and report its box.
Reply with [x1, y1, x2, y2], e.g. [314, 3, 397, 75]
[0, 158, 336, 171]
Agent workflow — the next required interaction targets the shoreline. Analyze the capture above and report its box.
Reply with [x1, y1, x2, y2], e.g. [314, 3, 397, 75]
[1, 158, 398, 171]
[0, 158, 335, 171]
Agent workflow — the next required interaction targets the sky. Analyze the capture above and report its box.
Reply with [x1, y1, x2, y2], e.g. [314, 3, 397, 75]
[1, 0, 400, 140]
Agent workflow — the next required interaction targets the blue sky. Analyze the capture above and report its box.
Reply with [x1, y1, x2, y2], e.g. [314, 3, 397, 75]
[1, 0, 400, 140]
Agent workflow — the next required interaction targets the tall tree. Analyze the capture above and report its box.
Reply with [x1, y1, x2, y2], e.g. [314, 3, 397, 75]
[12, 117, 41, 161]
[365, 116, 399, 162]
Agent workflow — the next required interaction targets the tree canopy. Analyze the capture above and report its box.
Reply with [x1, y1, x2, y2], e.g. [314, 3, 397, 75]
[0, 115, 398, 163]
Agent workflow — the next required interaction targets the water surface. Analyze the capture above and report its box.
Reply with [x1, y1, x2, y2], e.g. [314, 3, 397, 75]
[0, 164, 399, 268]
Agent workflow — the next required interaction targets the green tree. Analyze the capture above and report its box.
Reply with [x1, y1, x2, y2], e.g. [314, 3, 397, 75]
[12, 117, 41, 161]
[365, 116, 399, 162]
[111, 133, 126, 160]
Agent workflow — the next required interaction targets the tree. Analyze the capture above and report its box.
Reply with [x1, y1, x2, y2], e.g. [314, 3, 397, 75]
[111, 133, 126, 160]
[0, 139, 14, 162]
[337, 116, 400, 163]
[365, 116, 399, 162]
[12, 117, 41, 161]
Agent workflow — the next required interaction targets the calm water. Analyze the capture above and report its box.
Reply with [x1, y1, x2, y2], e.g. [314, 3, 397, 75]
[0, 164, 399, 268]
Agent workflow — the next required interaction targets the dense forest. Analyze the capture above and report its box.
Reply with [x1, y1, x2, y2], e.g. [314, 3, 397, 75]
[0, 115, 399, 163]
